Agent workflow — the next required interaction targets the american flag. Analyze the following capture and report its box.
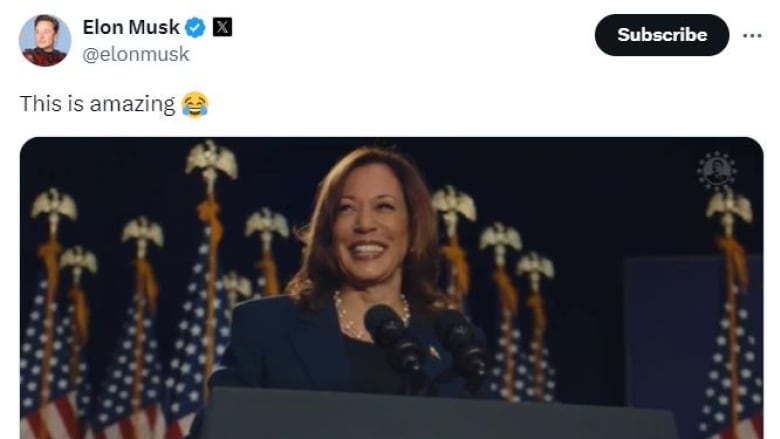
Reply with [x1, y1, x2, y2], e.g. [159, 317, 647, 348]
[516, 337, 557, 402]
[65, 299, 94, 436]
[21, 276, 91, 439]
[696, 298, 763, 439]
[86, 291, 167, 439]
[488, 310, 525, 402]
[164, 228, 231, 438]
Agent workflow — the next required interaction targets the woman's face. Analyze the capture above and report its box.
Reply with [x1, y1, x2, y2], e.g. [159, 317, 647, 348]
[332, 163, 409, 290]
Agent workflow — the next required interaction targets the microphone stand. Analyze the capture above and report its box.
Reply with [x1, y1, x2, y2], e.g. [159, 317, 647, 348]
[407, 370, 438, 397]
[461, 372, 487, 399]
[398, 353, 438, 397]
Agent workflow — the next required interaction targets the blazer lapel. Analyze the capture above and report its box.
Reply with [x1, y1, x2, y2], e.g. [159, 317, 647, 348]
[289, 302, 353, 391]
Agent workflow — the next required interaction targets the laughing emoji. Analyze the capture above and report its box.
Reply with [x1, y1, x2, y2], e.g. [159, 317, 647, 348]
[182, 91, 208, 118]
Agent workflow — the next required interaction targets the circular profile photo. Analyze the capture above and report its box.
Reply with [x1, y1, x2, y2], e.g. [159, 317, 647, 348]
[19, 14, 71, 67]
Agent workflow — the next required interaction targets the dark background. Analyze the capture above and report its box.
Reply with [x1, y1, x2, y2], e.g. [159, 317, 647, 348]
[20, 137, 763, 407]
[625, 256, 763, 438]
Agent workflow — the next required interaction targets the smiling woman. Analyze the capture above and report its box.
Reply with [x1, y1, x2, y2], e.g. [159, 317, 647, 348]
[287, 147, 444, 316]
[185, 145, 493, 438]
[331, 164, 411, 325]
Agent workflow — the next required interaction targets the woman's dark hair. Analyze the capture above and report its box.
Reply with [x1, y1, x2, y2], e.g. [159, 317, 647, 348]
[286, 146, 447, 312]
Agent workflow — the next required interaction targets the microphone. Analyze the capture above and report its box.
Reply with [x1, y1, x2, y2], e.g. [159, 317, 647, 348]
[364, 305, 432, 396]
[435, 310, 489, 397]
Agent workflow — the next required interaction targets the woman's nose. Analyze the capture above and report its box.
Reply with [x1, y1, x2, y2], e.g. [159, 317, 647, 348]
[353, 208, 377, 233]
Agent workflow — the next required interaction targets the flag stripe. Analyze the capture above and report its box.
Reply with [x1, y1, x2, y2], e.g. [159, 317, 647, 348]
[89, 405, 166, 439]
[105, 425, 122, 439]
[22, 394, 79, 439]
[708, 414, 763, 439]
[120, 415, 136, 439]
[736, 414, 761, 439]
[44, 398, 69, 439]
[55, 393, 79, 439]
[148, 404, 167, 438]
[165, 422, 183, 439]
[720, 426, 736, 439]
[751, 413, 763, 438]
[177, 413, 195, 437]
[20, 418, 35, 439]
[25, 409, 43, 439]
[165, 426, 180, 439]
[147, 405, 157, 431]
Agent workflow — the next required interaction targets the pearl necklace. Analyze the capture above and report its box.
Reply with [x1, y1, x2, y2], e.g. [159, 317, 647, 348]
[334, 290, 411, 341]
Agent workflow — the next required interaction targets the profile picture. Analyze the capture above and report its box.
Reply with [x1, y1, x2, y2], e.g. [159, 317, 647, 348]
[19, 14, 71, 67]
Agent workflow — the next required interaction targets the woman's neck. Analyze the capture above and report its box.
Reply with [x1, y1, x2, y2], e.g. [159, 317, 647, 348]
[338, 286, 404, 316]
[335, 285, 409, 342]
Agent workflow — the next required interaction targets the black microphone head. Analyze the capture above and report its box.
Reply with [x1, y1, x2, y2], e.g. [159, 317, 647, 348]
[364, 305, 404, 346]
[436, 309, 489, 385]
[435, 309, 473, 350]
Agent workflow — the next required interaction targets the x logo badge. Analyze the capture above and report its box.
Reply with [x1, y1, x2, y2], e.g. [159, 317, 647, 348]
[212, 17, 232, 37]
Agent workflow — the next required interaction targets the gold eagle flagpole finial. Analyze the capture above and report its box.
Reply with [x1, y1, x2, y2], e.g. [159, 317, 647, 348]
[185, 139, 238, 197]
[480, 221, 522, 401]
[432, 184, 477, 311]
[122, 216, 164, 260]
[31, 187, 78, 241]
[705, 187, 753, 435]
[516, 251, 555, 402]
[222, 271, 252, 312]
[245, 207, 289, 296]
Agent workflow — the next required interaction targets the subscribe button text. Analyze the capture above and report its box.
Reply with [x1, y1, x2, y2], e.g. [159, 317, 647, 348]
[596, 14, 729, 56]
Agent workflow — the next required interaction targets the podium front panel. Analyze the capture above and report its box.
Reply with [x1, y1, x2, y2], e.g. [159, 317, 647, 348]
[200, 387, 677, 439]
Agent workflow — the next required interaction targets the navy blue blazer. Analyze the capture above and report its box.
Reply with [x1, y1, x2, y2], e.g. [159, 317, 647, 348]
[188, 295, 492, 437]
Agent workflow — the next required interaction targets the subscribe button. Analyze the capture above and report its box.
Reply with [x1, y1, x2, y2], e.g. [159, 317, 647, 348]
[596, 14, 729, 56]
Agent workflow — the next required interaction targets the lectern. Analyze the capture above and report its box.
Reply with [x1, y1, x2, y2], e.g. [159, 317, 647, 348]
[199, 387, 678, 439]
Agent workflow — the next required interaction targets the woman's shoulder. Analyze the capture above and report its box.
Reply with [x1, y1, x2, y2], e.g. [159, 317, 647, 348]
[232, 294, 300, 333]
[231, 294, 300, 328]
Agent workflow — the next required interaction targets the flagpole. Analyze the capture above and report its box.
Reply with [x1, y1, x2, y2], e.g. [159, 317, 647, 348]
[199, 192, 223, 399]
[246, 207, 289, 297]
[528, 288, 544, 401]
[705, 188, 752, 439]
[718, 234, 747, 438]
[184, 139, 237, 407]
[60, 246, 96, 439]
[119, 216, 163, 439]
[516, 251, 555, 402]
[31, 187, 77, 439]
[481, 222, 522, 401]
[38, 233, 61, 439]
[494, 266, 519, 400]
[131, 260, 146, 436]
[432, 185, 477, 313]
[441, 234, 470, 312]
[726, 255, 739, 438]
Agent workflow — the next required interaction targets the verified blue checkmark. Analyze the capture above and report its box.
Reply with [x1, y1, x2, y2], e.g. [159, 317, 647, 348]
[185, 17, 206, 38]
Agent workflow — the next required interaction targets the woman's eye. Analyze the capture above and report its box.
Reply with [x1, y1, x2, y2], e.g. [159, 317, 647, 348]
[338, 204, 355, 212]
[377, 203, 395, 211]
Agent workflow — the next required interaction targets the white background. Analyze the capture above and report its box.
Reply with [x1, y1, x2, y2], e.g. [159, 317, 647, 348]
[3, 0, 777, 437]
